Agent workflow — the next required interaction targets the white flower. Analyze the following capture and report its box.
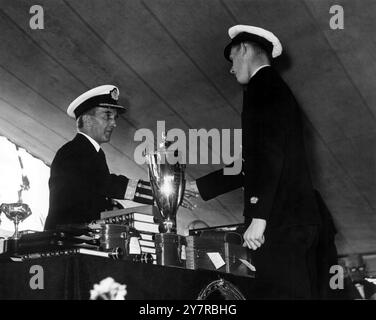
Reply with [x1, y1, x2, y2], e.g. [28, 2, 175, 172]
[90, 277, 127, 300]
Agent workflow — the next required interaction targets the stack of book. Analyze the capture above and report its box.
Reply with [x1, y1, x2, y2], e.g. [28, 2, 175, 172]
[100, 205, 161, 262]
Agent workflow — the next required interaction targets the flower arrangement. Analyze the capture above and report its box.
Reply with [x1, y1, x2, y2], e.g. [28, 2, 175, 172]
[90, 277, 127, 300]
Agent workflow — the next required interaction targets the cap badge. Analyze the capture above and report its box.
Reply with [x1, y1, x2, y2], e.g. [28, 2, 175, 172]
[110, 88, 119, 101]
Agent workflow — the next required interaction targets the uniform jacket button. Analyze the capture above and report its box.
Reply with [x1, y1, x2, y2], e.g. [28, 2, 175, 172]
[250, 197, 259, 204]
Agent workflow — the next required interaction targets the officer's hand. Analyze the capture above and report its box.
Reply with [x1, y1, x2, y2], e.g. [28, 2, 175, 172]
[243, 218, 266, 250]
[180, 196, 197, 210]
[180, 181, 200, 210]
[185, 180, 200, 199]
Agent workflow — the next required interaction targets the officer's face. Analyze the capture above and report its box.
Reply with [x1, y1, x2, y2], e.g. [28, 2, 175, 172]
[87, 107, 118, 144]
[229, 44, 251, 84]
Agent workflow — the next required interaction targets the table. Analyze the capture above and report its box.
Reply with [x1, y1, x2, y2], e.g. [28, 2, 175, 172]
[0, 255, 257, 300]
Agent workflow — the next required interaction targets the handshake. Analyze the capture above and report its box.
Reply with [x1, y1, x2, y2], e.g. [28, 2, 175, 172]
[181, 181, 200, 211]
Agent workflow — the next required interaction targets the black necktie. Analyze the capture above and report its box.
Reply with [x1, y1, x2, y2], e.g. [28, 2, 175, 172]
[98, 148, 106, 160]
[98, 148, 109, 173]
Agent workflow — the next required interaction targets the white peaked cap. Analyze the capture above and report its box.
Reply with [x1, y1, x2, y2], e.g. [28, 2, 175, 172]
[224, 25, 282, 60]
[67, 84, 126, 119]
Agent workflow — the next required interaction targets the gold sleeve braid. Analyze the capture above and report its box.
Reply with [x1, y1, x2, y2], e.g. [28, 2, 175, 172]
[134, 180, 154, 205]
[124, 179, 139, 200]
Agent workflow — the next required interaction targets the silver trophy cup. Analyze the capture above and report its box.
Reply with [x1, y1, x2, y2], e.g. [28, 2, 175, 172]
[0, 203, 32, 240]
[147, 150, 185, 233]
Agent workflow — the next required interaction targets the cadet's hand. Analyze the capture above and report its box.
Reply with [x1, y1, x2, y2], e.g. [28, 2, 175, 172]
[185, 180, 200, 198]
[181, 196, 197, 210]
[243, 218, 266, 250]
[180, 181, 200, 210]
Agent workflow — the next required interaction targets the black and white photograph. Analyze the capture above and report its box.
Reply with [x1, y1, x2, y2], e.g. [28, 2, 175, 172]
[0, 0, 375, 305]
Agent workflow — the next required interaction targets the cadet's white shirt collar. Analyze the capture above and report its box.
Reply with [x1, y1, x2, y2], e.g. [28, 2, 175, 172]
[78, 132, 101, 152]
[251, 64, 271, 79]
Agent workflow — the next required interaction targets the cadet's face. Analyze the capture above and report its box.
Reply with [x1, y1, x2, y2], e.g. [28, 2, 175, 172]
[229, 44, 251, 84]
[88, 107, 118, 144]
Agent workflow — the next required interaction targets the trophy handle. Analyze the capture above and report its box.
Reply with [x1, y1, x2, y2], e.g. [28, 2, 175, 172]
[177, 172, 186, 207]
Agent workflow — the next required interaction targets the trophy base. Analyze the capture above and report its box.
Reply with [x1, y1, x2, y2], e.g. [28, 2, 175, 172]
[158, 219, 176, 234]
[155, 233, 186, 268]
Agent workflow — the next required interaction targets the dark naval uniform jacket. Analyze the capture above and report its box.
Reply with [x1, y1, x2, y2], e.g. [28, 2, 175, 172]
[45, 133, 153, 230]
[196, 66, 320, 235]
[196, 66, 322, 298]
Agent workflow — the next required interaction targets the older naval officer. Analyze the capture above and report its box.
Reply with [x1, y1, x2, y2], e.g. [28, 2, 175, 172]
[45, 85, 156, 229]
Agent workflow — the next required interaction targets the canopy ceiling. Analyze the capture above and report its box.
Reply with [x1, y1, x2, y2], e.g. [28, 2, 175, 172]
[0, 0, 375, 255]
